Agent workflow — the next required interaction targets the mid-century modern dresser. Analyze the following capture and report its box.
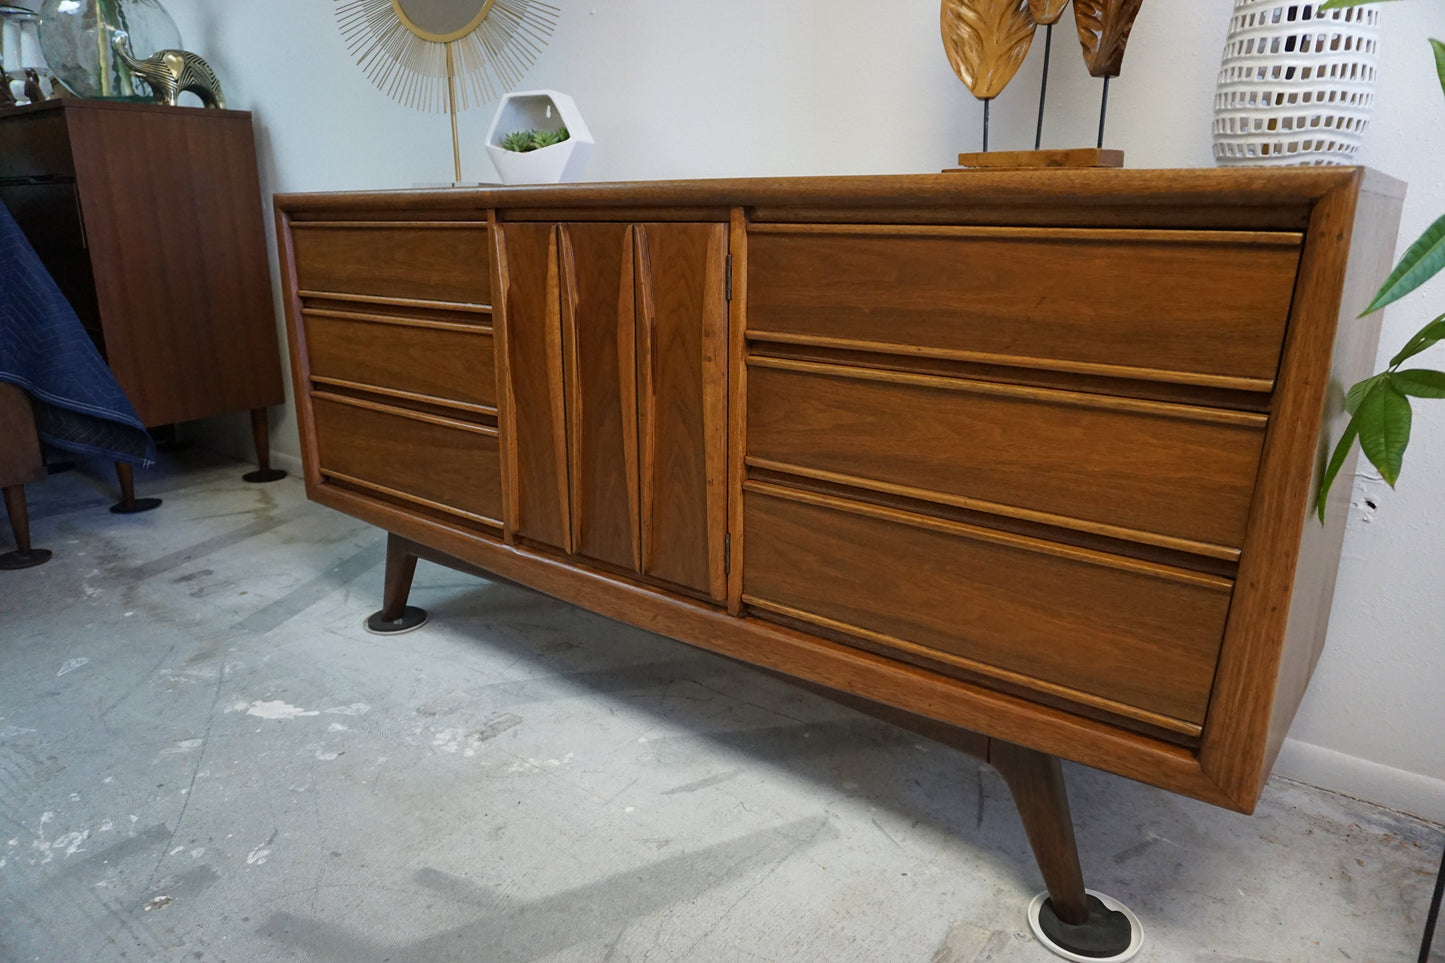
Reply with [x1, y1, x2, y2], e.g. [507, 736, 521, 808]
[275, 168, 1402, 938]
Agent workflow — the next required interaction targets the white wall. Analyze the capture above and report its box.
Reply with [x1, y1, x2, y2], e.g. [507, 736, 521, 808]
[51, 0, 1445, 819]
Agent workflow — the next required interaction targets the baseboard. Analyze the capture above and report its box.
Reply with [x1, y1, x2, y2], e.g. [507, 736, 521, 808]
[1274, 738, 1445, 824]
[268, 449, 304, 478]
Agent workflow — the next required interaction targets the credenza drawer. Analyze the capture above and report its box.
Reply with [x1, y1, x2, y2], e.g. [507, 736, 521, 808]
[742, 486, 1231, 728]
[304, 312, 497, 410]
[746, 359, 1266, 553]
[312, 393, 502, 527]
[291, 222, 491, 305]
[747, 226, 1302, 387]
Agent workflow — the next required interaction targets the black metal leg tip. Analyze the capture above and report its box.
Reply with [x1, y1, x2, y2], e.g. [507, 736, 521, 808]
[364, 606, 429, 635]
[1028, 891, 1141, 962]
[243, 468, 288, 483]
[0, 548, 52, 570]
[110, 497, 162, 514]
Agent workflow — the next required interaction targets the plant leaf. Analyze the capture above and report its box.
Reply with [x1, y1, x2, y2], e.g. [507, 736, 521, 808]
[941, 0, 1038, 100]
[1318, 0, 1400, 7]
[1362, 213, 1445, 316]
[1388, 313, 1445, 367]
[1391, 368, 1445, 399]
[1317, 419, 1360, 522]
[1434, 38, 1445, 101]
[1355, 381, 1413, 486]
[1345, 373, 1385, 415]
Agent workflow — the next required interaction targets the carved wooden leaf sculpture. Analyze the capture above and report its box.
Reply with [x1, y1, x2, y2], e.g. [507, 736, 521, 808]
[1028, 0, 1070, 26]
[941, 0, 1037, 101]
[1073, 0, 1144, 78]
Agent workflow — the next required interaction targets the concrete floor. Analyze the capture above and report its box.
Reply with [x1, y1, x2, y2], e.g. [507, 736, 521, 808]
[1, 450, 1441, 963]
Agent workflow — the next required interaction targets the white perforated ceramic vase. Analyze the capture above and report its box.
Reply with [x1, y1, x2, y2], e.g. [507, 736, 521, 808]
[1213, 0, 1380, 167]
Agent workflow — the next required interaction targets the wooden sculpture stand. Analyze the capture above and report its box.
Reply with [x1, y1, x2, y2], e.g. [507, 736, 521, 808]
[951, 147, 1124, 171]
[275, 168, 1402, 954]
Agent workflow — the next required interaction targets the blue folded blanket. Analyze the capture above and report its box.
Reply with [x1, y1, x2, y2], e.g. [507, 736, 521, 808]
[0, 199, 154, 467]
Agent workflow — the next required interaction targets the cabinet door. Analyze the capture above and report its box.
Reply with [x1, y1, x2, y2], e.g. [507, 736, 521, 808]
[559, 222, 641, 571]
[496, 222, 571, 551]
[635, 223, 729, 600]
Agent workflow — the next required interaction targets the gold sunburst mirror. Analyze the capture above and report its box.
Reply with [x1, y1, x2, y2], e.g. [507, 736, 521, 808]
[336, 0, 560, 180]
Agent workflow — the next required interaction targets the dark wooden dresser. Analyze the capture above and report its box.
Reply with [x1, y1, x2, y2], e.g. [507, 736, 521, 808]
[275, 168, 1402, 945]
[0, 100, 286, 481]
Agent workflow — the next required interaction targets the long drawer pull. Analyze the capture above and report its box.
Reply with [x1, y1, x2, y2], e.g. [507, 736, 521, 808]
[747, 355, 1269, 428]
[744, 480, 1234, 592]
[312, 390, 499, 437]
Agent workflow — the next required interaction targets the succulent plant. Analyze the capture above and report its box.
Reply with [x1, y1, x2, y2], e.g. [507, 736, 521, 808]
[499, 126, 571, 153]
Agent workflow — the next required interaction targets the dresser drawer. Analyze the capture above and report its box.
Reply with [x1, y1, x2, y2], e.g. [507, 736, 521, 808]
[747, 226, 1302, 386]
[312, 393, 502, 527]
[746, 360, 1267, 553]
[291, 222, 491, 305]
[304, 311, 496, 410]
[742, 487, 1231, 728]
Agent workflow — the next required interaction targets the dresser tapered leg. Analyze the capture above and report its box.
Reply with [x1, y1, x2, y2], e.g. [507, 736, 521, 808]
[365, 533, 428, 634]
[110, 461, 161, 514]
[1, 484, 51, 569]
[243, 407, 287, 483]
[989, 738, 1140, 960]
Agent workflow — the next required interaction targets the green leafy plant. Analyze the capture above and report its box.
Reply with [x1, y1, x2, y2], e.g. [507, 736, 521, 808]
[499, 126, 570, 153]
[1316, 0, 1445, 520]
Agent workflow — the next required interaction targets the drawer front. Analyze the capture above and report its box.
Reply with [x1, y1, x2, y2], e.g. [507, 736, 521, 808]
[292, 223, 491, 305]
[746, 361, 1266, 552]
[312, 394, 502, 526]
[743, 488, 1231, 727]
[305, 313, 496, 409]
[0, 111, 74, 181]
[747, 227, 1302, 385]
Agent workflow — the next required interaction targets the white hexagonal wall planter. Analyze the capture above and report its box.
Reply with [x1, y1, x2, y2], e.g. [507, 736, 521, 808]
[484, 89, 594, 185]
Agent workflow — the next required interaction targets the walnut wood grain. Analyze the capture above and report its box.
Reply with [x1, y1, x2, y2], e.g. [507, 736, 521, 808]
[276, 168, 1370, 233]
[727, 209, 751, 616]
[1, 100, 285, 428]
[941, 0, 1038, 101]
[303, 312, 496, 409]
[274, 167, 1403, 832]
[311, 393, 503, 528]
[291, 221, 491, 306]
[496, 222, 571, 551]
[747, 226, 1301, 385]
[746, 359, 1267, 551]
[1200, 170, 1402, 809]
[313, 490, 1241, 808]
[743, 486, 1229, 725]
[989, 740, 1090, 924]
[559, 222, 641, 571]
[635, 222, 729, 599]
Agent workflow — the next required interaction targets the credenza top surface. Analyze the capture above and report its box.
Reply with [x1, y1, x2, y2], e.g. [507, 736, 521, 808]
[276, 166, 1405, 231]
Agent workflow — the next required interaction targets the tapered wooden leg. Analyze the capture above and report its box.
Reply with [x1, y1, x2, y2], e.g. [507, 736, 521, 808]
[364, 533, 429, 634]
[243, 407, 287, 483]
[989, 739, 1138, 958]
[989, 739, 1090, 923]
[110, 461, 161, 514]
[1, 484, 51, 569]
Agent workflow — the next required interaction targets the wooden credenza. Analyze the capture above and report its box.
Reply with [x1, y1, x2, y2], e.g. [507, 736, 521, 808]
[276, 169, 1401, 938]
[0, 100, 286, 485]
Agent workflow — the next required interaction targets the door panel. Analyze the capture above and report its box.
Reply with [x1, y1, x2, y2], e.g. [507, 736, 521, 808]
[560, 223, 640, 571]
[496, 222, 571, 551]
[635, 222, 729, 599]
